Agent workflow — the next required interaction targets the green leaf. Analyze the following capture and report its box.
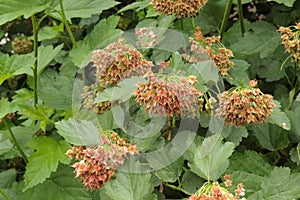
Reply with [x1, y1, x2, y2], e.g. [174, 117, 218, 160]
[0, 98, 18, 118]
[222, 125, 248, 146]
[22, 164, 91, 200]
[228, 151, 273, 196]
[230, 21, 281, 59]
[226, 59, 250, 86]
[0, 126, 36, 159]
[286, 107, 300, 142]
[0, 134, 14, 156]
[117, 0, 150, 13]
[181, 171, 205, 194]
[104, 162, 156, 200]
[95, 76, 145, 103]
[69, 16, 123, 68]
[49, 0, 120, 21]
[188, 134, 235, 181]
[26, 44, 64, 76]
[261, 167, 300, 199]
[38, 69, 74, 110]
[0, 169, 17, 188]
[23, 137, 71, 191]
[36, 23, 64, 41]
[266, 0, 296, 7]
[290, 145, 300, 165]
[267, 100, 291, 130]
[55, 118, 100, 146]
[155, 157, 184, 183]
[0, 54, 34, 85]
[254, 123, 289, 151]
[0, 0, 48, 25]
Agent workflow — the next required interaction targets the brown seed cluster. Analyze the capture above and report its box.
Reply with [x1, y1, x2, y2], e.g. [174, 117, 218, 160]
[92, 38, 153, 86]
[135, 74, 202, 118]
[183, 27, 234, 75]
[189, 174, 246, 200]
[12, 37, 33, 54]
[81, 84, 111, 114]
[66, 131, 137, 190]
[279, 23, 300, 66]
[150, 0, 208, 19]
[216, 81, 274, 126]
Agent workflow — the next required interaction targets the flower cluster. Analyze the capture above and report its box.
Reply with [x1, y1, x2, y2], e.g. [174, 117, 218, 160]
[135, 73, 202, 118]
[183, 27, 234, 75]
[92, 38, 153, 86]
[216, 80, 275, 126]
[12, 37, 33, 54]
[66, 131, 137, 189]
[135, 27, 158, 49]
[81, 84, 111, 114]
[150, 0, 208, 19]
[279, 23, 300, 66]
[189, 174, 246, 200]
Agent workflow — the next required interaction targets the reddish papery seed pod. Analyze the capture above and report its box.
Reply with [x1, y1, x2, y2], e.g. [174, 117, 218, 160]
[68, 132, 137, 189]
[150, 0, 208, 19]
[217, 87, 275, 126]
[92, 38, 153, 86]
[135, 74, 202, 118]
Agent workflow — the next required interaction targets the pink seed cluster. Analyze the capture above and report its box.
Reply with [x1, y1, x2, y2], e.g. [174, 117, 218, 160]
[279, 23, 300, 66]
[135, 74, 202, 118]
[150, 0, 208, 18]
[135, 27, 158, 49]
[66, 132, 137, 189]
[183, 27, 234, 75]
[189, 174, 246, 200]
[216, 81, 274, 126]
[92, 38, 153, 86]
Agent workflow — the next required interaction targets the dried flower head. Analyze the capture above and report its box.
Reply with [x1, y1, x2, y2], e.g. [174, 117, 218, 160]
[279, 23, 300, 66]
[183, 28, 234, 75]
[135, 27, 158, 49]
[150, 0, 208, 19]
[92, 38, 153, 86]
[12, 37, 33, 54]
[216, 82, 275, 126]
[135, 74, 202, 118]
[81, 83, 111, 114]
[67, 131, 137, 189]
[189, 176, 246, 200]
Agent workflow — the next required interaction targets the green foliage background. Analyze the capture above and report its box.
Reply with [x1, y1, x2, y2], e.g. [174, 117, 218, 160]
[0, 0, 300, 199]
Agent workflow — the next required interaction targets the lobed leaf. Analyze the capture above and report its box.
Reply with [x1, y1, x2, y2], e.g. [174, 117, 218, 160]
[23, 137, 71, 191]
[55, 118, 100, 146]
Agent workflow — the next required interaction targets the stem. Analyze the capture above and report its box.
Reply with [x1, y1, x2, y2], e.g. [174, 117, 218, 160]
[31, 15, 38, 107]
[2, 119, 28, 163]
[165, 183, 192, 195]
[0, 188, 11, 200]
[59, 0, 77, 48]
[219, 0, 233, 38]
[237, 0, 245, 36]
[189, 17, 195, 30]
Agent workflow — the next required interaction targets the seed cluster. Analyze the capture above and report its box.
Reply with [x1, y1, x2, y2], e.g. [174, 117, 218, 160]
[279, 23, 300, 66]
[66, 131, 137, 190]
[216, 81, 274, 126]
[150, 0, 208, 19]
[81, 84, 111, 114]
[135, 74, 201, 118]
[189, 174, 246, 200]
[92, 38, 153, 86]
[135, 27, 158, 49]
[183, 27, 234, 75]
[12, 37, 33, 54]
